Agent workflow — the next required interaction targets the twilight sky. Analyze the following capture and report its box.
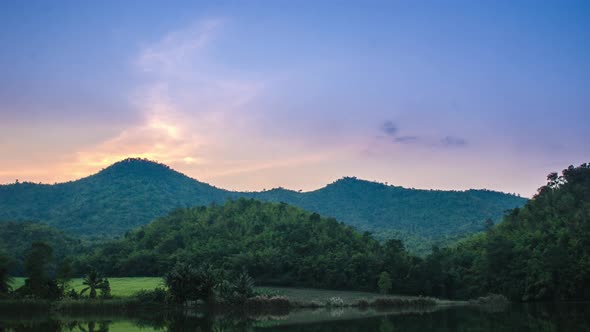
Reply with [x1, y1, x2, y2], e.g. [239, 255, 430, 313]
[1, 1, 588, 197]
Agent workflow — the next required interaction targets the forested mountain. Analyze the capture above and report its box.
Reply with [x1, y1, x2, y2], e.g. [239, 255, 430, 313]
[0, 158, 526, 251]
[432, 163, 590, 301]
[0, 159, 232, 236]
[3, 164, 588, 300]
[251, 178, 525, 251]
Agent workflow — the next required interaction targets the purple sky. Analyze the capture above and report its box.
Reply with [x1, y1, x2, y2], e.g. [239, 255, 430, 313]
[1, 1, 589, 197]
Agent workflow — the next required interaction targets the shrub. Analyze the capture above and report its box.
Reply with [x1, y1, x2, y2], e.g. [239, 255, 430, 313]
[133, 288, 169, 305]
[326, 297, 345, 307]
[370, 297, 436, 308]
[470, 294, 509, 305]
[232, 271, 255, 303]
[355, 299, 370, 308]
[255, 288, 284, 298]
[245, 295, 291, 311]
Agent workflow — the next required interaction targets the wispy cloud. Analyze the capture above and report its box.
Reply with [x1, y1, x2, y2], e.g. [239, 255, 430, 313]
[380, 121, 398, 137]
[66, 18, 347, 184]
[136, 19, 223, 75]
[440, 136, 468, 147]
[377, 120, 468, 149]
[394, 136, 419, 144]
[72, 19, 260, 171]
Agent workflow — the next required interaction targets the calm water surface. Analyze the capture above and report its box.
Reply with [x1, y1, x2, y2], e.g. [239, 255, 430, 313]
[1, 303, 589, 331]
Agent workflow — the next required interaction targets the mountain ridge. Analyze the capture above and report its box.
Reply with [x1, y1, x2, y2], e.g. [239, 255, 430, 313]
[0, 158, 527, 252]
[6, 158, 524, 197]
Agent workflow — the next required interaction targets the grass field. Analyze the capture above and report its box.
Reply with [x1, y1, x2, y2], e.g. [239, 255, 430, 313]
[10, 277, 164, 297]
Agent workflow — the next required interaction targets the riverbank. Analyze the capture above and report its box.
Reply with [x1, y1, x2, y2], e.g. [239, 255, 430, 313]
[7, 277, 470, 315]
[10, 277, 453, 306]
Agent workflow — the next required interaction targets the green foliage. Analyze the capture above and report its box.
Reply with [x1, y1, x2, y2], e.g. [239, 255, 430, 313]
[0, 252, 12, 295]
[251, 177, 526, 253]
[377, 272, 392, 294]
[0, 158, 526, 253]
[426, 163, 590, 301]
[132, 287, 169, 304]
[232, 271, 256, 303]
[84, 199, 385, 291]
[164, 263, 218, 304]
[0, 221, 88, 275]
[80, 270, 109, 299]
[15, 242, 64, 300]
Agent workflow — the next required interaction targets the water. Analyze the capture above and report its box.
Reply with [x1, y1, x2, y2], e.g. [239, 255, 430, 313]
[2, 303, 589, 331]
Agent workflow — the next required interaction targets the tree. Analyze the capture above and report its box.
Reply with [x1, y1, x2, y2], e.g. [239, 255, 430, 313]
[56, 258, 74, 291]
[232, 271, 255, 303]
[378, 272, 392, 294]
[99, 279, 112, 299]
[24, 242, 53, 284]
[165, 263, 201, 304]
[0, 253, 12, 295]
[80, 270, 109, 299]
[21, 241, 61, 299]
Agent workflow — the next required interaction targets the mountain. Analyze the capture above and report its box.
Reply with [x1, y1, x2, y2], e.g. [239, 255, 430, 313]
[0, 159, 233, 236]
[251, 177, 526, 251]
[0, 158, 527, 251]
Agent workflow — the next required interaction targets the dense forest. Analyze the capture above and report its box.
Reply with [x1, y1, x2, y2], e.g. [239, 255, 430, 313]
[0, 158, 526, 252]
[78, 199, 385, 290]
[2, 163, 587, 302]
[432, 163, 590, 301]
[0, 221, 88, 275]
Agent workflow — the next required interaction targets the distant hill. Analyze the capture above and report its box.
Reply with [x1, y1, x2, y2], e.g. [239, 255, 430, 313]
[81, 199, 385, 290]
[0, 221, 86, 275]
[0, 158, 527, 252]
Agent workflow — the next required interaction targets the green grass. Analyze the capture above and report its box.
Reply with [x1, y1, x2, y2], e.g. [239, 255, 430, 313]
[10, 277, 164, 297]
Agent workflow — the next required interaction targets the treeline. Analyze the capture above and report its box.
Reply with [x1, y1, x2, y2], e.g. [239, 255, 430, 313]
[0, 221, 91, 275]
[431, 163, 590, 301]
[2, 163, 588, 302]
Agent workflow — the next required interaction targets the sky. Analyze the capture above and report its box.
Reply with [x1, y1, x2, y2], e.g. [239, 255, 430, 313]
[0, 1, 588, 197]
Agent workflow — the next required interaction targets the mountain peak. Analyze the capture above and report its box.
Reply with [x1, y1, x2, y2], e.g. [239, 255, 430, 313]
[94, 158, 182, 181]
[101, 158, 171, 171]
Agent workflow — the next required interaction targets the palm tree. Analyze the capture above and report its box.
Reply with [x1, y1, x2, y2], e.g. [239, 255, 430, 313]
[80, 270, 108, 299]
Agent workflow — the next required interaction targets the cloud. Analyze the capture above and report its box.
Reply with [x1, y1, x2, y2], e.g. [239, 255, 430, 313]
[136, 19, 223, 76]
[69, 19, 259, 172]
[440, 136, 468, 147]
[394, 136, 419, 144]
[378, 121, 420, 144]
[59, 18, 347, 184]
[380, 121, 398, 137]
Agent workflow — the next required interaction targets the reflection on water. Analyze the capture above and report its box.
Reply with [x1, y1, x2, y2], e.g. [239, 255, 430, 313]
[1, 303, 590, 331]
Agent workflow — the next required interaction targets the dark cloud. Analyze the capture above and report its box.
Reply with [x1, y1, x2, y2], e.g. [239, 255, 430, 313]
[380, 121, 398, 137]
[394, 136, 419, 144]
[441, 136, 468, 147]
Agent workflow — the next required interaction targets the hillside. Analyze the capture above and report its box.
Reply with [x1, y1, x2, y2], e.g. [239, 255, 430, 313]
[79, 199, 385, 290]
[251, 177, 526, 250]
[0, 221, 87, 275]
[0, 159, 234, 236]
[0, 158, 527, 251]
[433, 163, 590, 300]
